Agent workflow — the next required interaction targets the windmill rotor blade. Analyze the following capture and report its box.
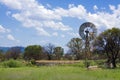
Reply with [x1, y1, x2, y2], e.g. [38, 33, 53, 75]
[79, 22, 97, 41]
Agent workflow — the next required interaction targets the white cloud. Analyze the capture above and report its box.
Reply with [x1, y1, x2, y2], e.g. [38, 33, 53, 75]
[7, 34, 15, 41]
[0, 0, 85, 36]
[109, 5, 115, 10]
[86, 6, 120, 29]
[0, 25, 10, 33]
[52, 32, 58, 36]
[68, 5, 87, 19]
[93, 5, 98, 10]
[0, 0, 71, 36]
[54, 4, 87, 19]
[36, 27, 50, 36]
[43, 21, 72, 31]
[68, 4, 75, 8]
[0, 0, 22, 10]
[1, 0, 120, 36]
[68, 32, 79, 37]
[7, 35, 20, 43]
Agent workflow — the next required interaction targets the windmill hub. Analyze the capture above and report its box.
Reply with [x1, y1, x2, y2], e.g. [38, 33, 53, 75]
[85, 30, 89, 35]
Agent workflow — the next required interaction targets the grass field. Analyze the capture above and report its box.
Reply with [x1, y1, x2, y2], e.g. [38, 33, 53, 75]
[0, 63, 120, 80]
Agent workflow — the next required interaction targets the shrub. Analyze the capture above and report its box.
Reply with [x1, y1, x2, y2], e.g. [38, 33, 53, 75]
[23, 60, 35, 67]
[1, 59, 24, 68]
[30, 59, 36, 65]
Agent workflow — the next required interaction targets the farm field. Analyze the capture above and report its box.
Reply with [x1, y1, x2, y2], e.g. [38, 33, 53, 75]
[0, 62, 120, 80]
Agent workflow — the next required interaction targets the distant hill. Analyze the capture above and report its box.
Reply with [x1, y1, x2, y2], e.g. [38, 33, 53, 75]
[0, 46, 25, 53]
[0, 47, 10, 52]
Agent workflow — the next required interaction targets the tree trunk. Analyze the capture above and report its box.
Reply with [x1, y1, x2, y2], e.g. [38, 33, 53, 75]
[47, 54, 51, 60]
[111, 59, 116, 68]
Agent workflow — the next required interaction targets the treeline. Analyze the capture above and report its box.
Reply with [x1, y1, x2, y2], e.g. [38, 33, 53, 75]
[0, 40, 105, 61]
[0, 44, 64, 61]
[0, 27, 120, 68]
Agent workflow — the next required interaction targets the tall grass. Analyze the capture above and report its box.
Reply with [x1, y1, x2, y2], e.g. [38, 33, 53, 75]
[0, 64, 120, 80]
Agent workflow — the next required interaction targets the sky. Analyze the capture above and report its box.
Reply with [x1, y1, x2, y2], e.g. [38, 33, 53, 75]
[0, 0, 120, 52]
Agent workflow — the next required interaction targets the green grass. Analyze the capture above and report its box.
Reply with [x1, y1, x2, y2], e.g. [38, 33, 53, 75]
[0, 65, 120, 80]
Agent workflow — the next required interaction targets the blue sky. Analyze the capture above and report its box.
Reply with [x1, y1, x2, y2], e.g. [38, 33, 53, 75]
[0, 0, 120, 52]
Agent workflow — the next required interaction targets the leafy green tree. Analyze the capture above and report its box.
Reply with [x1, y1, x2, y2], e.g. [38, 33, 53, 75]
[67, 38, 83, 60]
[54, 46, 64, 60]
[24, 45, 42, 60]
[94, 28, 120, 68]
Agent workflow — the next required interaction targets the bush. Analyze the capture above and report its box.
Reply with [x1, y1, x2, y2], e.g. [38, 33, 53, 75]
[23, 60, 35, 67]
[1, 59, 24, 68]
[30, 59, 36, 65]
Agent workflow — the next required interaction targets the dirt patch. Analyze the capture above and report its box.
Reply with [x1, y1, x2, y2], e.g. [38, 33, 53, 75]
[88, 65, 101, 70]
[35, 60, 81, 66]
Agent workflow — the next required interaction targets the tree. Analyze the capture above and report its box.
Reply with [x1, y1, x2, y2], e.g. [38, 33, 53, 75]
[5, 47, 21, 60]
[94, 28, 120, 68]
[92, 48, 106, 60]
[0, 50, 4, 61]
[54, 46, 64, 60]
[24, 45, 42, 60]
[43, 43, 55, 60]
[67, 38, 84, 60]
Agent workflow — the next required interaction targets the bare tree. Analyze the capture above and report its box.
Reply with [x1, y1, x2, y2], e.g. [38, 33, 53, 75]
[5, 47, 21, 60]
[43, 43, 55, 60]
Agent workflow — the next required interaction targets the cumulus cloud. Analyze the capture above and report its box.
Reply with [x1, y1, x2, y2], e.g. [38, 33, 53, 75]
[67, 32, 79, 37]
[7, 34, 15, 41]
[0, 25, 10, 33]
[1, 0, 120, 37]
[36, 27, 50, 36]
[43, 21, 72, 31]
[54, 4, 87, 19]
[7, 34, 20, 43]
[93, 5, 98, 10]
[109, 5, 115, 11]
[0, 0, 72, 36]
[86, 5, 120, 29]
[0, 0, 22, 10]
